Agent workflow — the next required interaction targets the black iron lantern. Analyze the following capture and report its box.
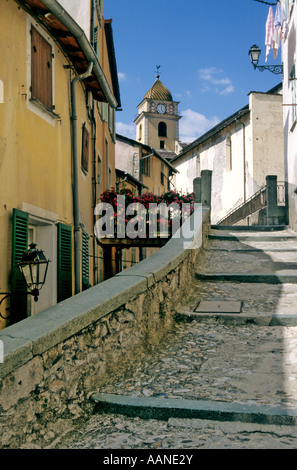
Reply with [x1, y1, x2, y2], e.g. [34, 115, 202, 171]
[248, 44, 283, 75]
[18, 243, 50, 302]
[249, 44, 261, 68]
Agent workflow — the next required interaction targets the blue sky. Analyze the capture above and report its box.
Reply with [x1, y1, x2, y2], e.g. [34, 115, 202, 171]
[104, 0, 282, 143]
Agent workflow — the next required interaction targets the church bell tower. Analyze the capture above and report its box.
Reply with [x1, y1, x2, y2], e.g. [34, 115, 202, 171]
[134, 70, 181, 153]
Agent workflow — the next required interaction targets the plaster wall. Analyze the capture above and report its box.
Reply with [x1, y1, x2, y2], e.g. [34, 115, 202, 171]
[250, 92, 284, 189]
[282, 4, 297, 230]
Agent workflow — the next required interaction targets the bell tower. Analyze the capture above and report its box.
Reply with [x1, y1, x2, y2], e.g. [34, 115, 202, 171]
[134, 69, 181, 153]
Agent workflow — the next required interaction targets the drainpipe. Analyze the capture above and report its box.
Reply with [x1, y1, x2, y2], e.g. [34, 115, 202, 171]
[71, 61, 94, 294]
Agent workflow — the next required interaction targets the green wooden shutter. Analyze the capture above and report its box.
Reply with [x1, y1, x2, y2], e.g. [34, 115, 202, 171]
[10, 209, 29, 323]
[82, 231, 91, 290]
[57, 223, 73, 302]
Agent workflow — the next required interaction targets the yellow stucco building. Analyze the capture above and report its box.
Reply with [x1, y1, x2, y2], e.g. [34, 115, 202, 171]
[0, 0, 121, 328]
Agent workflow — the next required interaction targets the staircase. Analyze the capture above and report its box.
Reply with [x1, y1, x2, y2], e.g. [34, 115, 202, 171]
[92, 225, 297, 423]
[183, 224, 297, 325]
[55, 224, 297, 448]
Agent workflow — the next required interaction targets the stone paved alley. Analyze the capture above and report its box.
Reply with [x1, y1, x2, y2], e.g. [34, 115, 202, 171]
[48, 225, 297, 449]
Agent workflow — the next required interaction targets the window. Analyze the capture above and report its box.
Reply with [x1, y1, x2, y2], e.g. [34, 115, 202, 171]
[290, 64, 297, 128]
[158, 122, 167, 137]
[105, 138, 109, 186]
[226, 136, 232, 172]
[0, 80, 3, 103]
[160, 140, 165, 149]
[97, 155, 102, 199]
[141, 156, 150, 177]
[31, 27, 53, 111]
[161, 163, 165, 185]
[81, 123, 90, 172]
[109, 167, 112, 187]
[102, 103, 109, 122]
[57, 223, 72, 302]
[82, 231, 91, 290]
[93, 25, 100, 61]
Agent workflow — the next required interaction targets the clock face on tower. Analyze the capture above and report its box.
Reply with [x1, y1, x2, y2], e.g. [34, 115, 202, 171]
[156, 103, 166, 114]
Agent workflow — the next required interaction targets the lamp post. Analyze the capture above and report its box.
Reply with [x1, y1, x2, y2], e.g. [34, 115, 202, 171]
[248, 44, 283, 75]
[0, 243, 50, 320]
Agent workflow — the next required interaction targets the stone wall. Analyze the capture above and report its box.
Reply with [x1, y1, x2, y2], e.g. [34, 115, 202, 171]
[0, 208, 210, 448]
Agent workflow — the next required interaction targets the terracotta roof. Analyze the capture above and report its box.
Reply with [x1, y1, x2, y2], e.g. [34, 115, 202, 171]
[144, 79, 173, 101]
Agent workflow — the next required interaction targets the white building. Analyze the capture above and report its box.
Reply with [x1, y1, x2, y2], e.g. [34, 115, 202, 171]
[171, 85, 284, 224]
[282, 0, 297, 230]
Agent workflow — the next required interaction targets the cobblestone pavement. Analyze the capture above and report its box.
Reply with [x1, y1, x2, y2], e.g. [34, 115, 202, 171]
[50, 227, 297, 450]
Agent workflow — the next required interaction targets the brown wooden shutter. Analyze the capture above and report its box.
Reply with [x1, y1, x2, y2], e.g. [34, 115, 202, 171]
[81, 124, 89, 172]
[31, 27, 53, 110]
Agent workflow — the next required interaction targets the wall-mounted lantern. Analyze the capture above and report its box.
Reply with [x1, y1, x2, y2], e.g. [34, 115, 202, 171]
[248, 44, 283, 75]
[0, 243, 50, 321]
[18, 243, 50, 302]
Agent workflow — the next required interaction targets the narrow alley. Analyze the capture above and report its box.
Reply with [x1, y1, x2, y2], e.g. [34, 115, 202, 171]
[49, 225, 297, 450]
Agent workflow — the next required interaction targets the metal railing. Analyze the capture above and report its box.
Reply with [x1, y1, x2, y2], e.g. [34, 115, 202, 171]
[217, 185, 267, 226]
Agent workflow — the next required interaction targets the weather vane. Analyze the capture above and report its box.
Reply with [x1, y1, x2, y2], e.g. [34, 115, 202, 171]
[155, 65, 161, 78]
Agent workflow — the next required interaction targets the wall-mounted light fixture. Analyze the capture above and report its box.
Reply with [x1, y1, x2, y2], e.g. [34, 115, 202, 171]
[0, 243, 50, 320]
[248, 44, 283, 75]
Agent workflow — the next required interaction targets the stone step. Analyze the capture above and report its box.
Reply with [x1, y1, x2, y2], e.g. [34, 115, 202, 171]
[208, 232, 297, 242]
[175, 310, 297, 326]
[178, 280, 297, 325]
[211, 225, 288, 232]
[91, 393, 297, 426]
[195, 272, 297, 283]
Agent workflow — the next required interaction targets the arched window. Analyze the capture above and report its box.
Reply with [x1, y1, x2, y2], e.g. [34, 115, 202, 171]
[158, 122, 167, 137]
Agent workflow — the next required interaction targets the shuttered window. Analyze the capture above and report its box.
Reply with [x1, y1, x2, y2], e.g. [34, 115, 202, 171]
[81, 124, 90, 172]
[57, 223, 73, 302]
[31, 27, 53, 111]
[82, 231, 91, 290]
[11, 209, 29, 323]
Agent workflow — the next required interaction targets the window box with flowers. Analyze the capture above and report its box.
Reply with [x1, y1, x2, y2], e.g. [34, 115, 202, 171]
[96, 187, 196, 247]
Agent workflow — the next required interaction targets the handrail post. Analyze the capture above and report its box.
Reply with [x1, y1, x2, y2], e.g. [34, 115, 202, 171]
[193, 177, 201, 203]
[266, 175, 278, 225]
[201, 170, 212, 208]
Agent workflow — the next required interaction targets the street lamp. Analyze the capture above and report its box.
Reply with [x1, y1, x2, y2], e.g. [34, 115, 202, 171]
[18, 243, 50, 302]
[248, 44, 283, 75]
[0, 243, 50, 321]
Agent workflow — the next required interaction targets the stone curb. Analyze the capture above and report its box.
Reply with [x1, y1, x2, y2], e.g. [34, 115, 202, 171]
[208, 234, 297, 241]
[195, 272, 297, 283]
[91, 393, 297, 426]
[211, 225, 288, 232]
[175, 311, 297, 326]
